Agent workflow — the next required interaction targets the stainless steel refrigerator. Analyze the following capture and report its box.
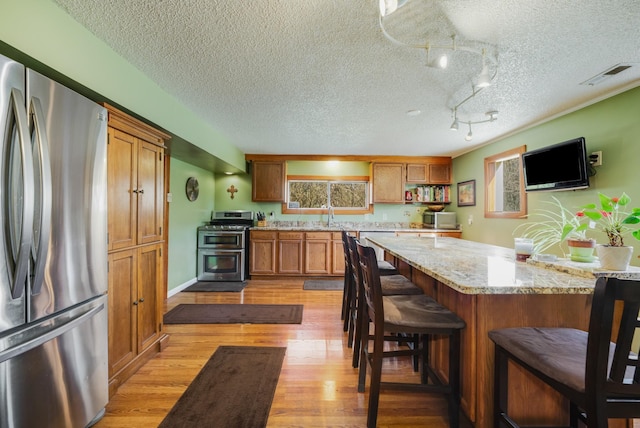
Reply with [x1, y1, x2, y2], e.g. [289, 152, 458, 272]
[0, 53, 109, 427]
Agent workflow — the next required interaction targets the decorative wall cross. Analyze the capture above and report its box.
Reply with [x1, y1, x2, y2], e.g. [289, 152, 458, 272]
[227, 184, 238, 199]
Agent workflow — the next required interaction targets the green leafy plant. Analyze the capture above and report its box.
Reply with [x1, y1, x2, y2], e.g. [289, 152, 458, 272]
[514, 196, 590, 255]
[580, 193, 640, 247]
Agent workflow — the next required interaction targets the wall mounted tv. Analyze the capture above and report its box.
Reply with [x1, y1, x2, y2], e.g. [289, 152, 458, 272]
[522, 137, 590, 192]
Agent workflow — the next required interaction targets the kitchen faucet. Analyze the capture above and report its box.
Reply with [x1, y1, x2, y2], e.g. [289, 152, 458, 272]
[327, 205, 335, 227]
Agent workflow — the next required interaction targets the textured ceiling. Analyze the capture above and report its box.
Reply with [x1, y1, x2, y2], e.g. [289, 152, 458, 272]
[52, 0, 640, 158]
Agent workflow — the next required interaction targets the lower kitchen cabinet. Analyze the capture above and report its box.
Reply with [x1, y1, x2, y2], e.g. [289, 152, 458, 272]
[107, 243, 167, 397]
[278, 232, 304, 274]
[304, 232, 332, 275]
[250, 230, 352, 277]
[331, 232, 346, 275]
[250, 231, 278, 275]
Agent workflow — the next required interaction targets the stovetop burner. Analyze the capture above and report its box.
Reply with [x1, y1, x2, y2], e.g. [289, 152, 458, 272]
[200, 210, 254, 230]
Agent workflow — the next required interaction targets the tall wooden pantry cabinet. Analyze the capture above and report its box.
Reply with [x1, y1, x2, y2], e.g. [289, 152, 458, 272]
[104, 104, 170, 397]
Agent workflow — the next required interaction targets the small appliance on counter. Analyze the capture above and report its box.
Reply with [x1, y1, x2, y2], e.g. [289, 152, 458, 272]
[423, 211, 457, 229]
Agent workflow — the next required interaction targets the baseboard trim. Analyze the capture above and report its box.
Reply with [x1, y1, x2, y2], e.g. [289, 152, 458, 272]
[168, 277, 197, 298]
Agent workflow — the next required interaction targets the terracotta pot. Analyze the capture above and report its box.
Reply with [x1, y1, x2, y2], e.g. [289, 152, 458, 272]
[566, 239, 596, 262]
[596, 244, 633, 271]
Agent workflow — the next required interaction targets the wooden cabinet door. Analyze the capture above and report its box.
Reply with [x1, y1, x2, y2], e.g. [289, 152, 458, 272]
[406, 163, 428, 183]
[250, 231, 277, 274]
[137, 141, 164, 244]
[278, 233, 304, 274]
[108, 128, 138, 251]
[427, 162, 451, 184]
[108, 249, 137, 377]
[331, 232, 346, 275]
[372, 163, 405, 203]
[136, 243, 162, 352]
[251, 161, 286, 202]
[305, 233, 331, 275]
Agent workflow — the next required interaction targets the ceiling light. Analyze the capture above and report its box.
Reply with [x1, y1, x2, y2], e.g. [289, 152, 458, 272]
[379, 0, 407, 16]
[406, 109, 421, 116]
[475, 52, 492, 88]
[465, 124, 473, 141]
[450, 109, 459, 130]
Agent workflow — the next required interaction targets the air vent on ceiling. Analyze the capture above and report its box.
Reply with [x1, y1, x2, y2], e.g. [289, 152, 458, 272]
[580, 63, 634, 86]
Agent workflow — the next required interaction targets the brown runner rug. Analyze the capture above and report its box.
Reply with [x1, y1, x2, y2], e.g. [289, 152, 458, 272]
[163, 304, 303, 324]
[183, 281, 247, 292]
[159, 346, 286, 428]
[303, 279, 343, 290]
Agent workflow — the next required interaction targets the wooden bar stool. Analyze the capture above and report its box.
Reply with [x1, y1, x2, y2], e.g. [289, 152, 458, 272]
[356, 241, 466, 428]
[489, 276, 640, 428]
[345, 234, 423, 368]
[341, 231, 398, 323]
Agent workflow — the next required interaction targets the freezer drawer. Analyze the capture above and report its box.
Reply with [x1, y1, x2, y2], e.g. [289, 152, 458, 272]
[0, 295, 108, 428]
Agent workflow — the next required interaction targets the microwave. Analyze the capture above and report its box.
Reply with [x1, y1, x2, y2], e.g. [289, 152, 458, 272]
[423, 211, 457, 229]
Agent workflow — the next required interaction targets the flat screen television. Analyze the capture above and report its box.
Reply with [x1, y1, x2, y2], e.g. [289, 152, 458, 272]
[522, 137, 590, 192]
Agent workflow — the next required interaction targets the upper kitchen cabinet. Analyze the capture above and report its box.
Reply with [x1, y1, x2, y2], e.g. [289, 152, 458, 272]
[251, 161, 286, 202]
[406, 158, 452, 184]
[372, 163, 406, 203]
[105, 104, 170, 251]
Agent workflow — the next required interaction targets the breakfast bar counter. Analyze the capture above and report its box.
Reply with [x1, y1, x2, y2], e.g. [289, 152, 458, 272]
[366, 236, 630, 428]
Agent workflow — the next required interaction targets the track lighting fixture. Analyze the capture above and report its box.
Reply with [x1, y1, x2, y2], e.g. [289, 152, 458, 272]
[450, 110, 498, 142]
[378, 1, 499, 136]
[465, 123, 473, 141]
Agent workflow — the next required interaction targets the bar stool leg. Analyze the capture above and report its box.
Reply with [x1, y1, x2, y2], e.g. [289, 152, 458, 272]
[448, 330, 461, 428]
[366, 326, 385, 428]
[494, 345, 509, 428]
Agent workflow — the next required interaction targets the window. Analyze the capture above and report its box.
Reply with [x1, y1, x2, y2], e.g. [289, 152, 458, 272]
[283, 175, 371, 214]
[484, 146, 527, 218]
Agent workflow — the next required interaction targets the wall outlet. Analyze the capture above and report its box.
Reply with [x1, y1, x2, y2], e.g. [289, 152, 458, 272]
[382, 213, 388, 221]
[591, 151, 602, 166]
[166, 192, 172, 202]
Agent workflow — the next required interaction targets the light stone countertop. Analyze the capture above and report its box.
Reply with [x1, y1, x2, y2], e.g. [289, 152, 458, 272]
[251, 221, 461, 233]
[366, 236, 604, 295]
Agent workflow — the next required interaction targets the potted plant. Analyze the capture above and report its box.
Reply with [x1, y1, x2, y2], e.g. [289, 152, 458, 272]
[514, 196, 595, 260]
[580, 192, 640, 270]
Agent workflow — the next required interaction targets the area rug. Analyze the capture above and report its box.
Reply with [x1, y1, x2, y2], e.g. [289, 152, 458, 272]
[183, 281, 247, 292]
[159, 346, 286, 428]
[303, 279, 343, 290]
[163, 304, 303, 324]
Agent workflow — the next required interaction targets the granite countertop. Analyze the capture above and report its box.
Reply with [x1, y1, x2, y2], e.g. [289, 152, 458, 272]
[251, 221, 461, 233]
[366, 236, 604, 295]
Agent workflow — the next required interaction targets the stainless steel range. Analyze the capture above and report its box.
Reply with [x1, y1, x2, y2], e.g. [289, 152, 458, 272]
[197, 211, 253, 282]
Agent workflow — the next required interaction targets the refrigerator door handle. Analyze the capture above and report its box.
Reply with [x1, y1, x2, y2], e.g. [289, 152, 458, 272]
[0, 298, 105, 364]
[6, 88, 35, 299]
[28, 97, 52, 295]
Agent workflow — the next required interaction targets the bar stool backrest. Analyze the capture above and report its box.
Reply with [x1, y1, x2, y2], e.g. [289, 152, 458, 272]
[356, 241, 385, 330]
[587, 277, 640, 400]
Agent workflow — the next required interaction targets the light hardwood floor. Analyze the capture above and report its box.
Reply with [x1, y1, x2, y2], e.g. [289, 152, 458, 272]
[95, 279, 471, 427]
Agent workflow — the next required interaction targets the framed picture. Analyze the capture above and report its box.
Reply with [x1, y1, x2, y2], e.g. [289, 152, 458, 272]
[457, 180, 476, 206]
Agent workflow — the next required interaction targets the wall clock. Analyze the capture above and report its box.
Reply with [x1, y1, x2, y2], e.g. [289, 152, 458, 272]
[185, 177, 199, 201]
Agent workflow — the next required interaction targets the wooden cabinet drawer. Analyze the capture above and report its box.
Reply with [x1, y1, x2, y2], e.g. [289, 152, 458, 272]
[251, 230, 277, 240]
[306, 232, 331, 240]
[278, 232, 304, 240]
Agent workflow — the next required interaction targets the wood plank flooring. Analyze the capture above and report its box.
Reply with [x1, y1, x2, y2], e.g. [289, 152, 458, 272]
[95, 279, 472, 427]
[94, 279, 640, 427]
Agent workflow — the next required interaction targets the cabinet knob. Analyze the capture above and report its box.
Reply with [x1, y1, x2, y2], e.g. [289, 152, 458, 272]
[132, 301, 138, 306]
[139, 297, 145, 303]
[138, 189, 144, 194]
[132, 189, 138, 193]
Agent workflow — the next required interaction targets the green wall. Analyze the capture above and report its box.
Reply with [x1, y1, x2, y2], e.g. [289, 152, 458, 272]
[167, 159, 215, 291]
[452, 86, 640, 265]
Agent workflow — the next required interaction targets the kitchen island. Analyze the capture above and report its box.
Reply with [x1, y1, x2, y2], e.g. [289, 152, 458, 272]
[366, 235, 634, 428]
